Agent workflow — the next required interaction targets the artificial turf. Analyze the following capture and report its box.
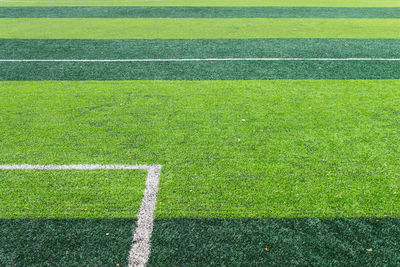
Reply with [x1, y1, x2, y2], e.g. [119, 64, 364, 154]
[0, 170, 147, 218]
[3, 61, 400, 80]
[149, 218, 400, 265]
[1, 18, 400, 39]
[2, 1, 400, 265]
[2, 39, 400, 59]
[0, 218, 135, 266]
[1, 0, 400, 7]
[2, 38, 400, 80]
[2, 7, 400, 18]
[1, 80, 399, 219]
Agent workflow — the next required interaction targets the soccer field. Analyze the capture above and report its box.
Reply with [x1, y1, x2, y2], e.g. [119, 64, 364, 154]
[0, 1, 399, 266]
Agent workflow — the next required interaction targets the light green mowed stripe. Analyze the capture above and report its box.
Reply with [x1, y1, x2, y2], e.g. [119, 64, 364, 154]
[0, 170, 147, 218]
[1, 18, 400, 39]
[1, 80, 399, 218]
[1, 0, 400, 7]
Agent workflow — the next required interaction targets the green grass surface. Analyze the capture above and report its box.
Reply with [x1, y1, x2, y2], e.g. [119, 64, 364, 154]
[0, 170, 147, 218]
[0, 219, 135, 265]
[2, 39, 400, 59]
[2, 2, 399, 265]
[1, 80, 399, 218]
[1, 18, 400, 39]
[3, 7, 400, 18]
[149, 218, 400, 265]
[1, 0, 400, 7]
[3, 38, 400, 80]
[3, 61, 400, 80]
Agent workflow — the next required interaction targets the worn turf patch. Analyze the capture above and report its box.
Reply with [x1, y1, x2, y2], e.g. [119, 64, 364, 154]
[148, 218, 400, 266]
[1, 80, 399, 218]
[1, 0, 400, 7]
[0, 169, 147, 218]
[0, 218, 134, 266]
[1, 18, 400, 39]
[2, 7, 400, 18]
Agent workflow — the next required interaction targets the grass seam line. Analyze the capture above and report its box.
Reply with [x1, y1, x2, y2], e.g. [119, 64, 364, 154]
[0, 164, 163, 267]
[2, 58, 400, 62]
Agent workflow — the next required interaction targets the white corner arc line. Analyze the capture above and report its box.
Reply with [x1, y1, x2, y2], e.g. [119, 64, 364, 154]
[1, 58, 400, 62]
[0, 164, 162, 267]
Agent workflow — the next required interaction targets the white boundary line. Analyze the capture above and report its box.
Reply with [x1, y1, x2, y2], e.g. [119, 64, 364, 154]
[0, 164, 162, 267]
[1, 58, 400, 62]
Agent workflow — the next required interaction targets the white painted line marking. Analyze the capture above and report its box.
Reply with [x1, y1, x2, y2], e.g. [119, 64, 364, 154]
[1, 58, 400, 62]
[0, 164, 153, 170]
[0, 164, 162, 267]
[128, 165, 161, 267]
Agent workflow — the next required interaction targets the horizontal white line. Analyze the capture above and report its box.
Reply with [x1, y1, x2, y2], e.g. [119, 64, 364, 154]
[1, 58, 400, 62]
[0, 164, 159, 170]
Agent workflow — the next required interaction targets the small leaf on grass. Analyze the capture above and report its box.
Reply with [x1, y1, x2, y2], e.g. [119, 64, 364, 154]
[366, 248, 373, 252]
[265, 247, 269, 252]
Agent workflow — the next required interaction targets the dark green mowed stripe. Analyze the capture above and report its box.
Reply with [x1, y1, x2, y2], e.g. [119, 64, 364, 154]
[2, 7, 400, 18]
[149, 218, 400, 266]
[3, 39, 400, 59]
[2, 38, 400, 80]
[2, 61, 400, 80]
[0, 219, 134, 266]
